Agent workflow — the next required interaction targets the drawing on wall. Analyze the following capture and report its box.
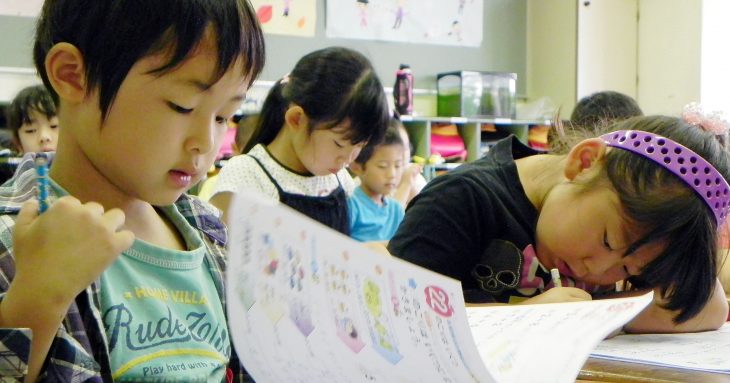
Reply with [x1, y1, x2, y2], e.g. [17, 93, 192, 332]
[326, 0, 483, 47]
[251, 0, 316, 37]
[0, 0, 44, 17]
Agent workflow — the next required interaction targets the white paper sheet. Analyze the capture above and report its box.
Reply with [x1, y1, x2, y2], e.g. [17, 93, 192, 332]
[590, 322, 730, 374]
[226, 192, 494, 382]
[226, 192, 654, 383]
[467, 294, 654, 383]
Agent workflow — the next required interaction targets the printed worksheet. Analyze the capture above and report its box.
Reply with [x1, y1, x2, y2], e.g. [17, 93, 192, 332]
[467, 294, 654, 383]
[590, 322, 730, 373]
[226, 192, 494, 382]
[225, 192, 654, 383]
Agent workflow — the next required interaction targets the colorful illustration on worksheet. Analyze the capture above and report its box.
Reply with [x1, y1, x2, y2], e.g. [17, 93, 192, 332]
[286, 230, 315, 336]
[232, 224, 256, 310]
[252, 232, 286, 323]
[225, 195, 502, 382]
[324, 251, 367, 353]
[240, 225, 316, 338]
[401, 279, 482, 382]
[360, 266, 404, 364]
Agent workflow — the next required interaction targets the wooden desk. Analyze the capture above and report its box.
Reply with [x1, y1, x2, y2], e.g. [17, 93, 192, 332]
[579, 357, 730, 382]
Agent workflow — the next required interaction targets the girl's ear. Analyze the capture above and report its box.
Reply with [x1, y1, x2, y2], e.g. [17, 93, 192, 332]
[45, 42, 87, 103]
[564, 138, 608, 180]
[349, 161, 364, 176]
[284, 105, 308, 131]
[231, 142, 241, 155]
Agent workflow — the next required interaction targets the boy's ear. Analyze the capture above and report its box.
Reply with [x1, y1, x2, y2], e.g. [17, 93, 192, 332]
[45, 43, 87, 103]
[564, 138, 608, 181]
[284, 105, 308, 131]
[11, 138, 23, 155]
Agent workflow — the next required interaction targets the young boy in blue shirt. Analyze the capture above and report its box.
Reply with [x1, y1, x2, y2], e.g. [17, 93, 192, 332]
[348, 120, 406, 242]
[0, 0, 265, 381]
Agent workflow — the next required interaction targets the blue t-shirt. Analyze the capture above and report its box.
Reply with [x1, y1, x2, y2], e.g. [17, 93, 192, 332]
[99, 204, 230, 382]
[347, 186, 405, 242]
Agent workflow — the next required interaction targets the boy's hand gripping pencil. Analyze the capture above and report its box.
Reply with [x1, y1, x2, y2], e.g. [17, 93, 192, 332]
[35, 155, 50, 213]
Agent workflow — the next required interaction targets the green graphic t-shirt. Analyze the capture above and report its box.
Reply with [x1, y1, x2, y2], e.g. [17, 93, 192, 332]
[99, 205, 230, 382]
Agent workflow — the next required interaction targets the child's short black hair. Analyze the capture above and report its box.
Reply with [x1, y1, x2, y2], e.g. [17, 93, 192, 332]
[5, 84, 56, 141]
[354, 118, 404, 165]
[33, 0, 266, 118]
[571, 91, 643, 128]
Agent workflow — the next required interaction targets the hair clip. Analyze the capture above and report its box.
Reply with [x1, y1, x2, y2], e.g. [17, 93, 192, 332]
[682, 102, 730, 136]
[280, 73, 291, 85]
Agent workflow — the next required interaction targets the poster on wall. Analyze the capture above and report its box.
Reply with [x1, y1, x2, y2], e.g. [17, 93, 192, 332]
[251, 0, 317, 37]
[326, 0, 483, 47]
[0, 0, 43, 17]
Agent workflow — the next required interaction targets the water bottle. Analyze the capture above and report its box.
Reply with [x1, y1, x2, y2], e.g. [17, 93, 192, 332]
[393, 64, 414, 116]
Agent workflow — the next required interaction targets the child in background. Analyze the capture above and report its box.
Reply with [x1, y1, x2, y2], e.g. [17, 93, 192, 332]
[348, 119, 406, 242]
[550, 91, 644, 154]
[389, 115, 730, 333]
[5, 84, 59, 154]
[210, 47, 390, 234]
[0, 0, 265, 381]
[392, 119, 426, 207]
[571, 90, 643, 128]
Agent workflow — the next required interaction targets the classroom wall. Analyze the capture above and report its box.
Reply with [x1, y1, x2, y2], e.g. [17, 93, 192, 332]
[526, 0, 577, 117]
[525, 0, 714, 118]
[0, 16, 39, 103]
[2, 1, 723, 118]
[637, 0, 702, 115]
[577, 0, 638, 102]
[700, 0, 730, 115]
[260, 0, 527, 95]
[0, 0, 529, 112]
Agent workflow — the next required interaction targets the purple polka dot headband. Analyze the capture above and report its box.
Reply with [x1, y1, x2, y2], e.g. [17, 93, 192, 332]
[600, 130, 730, 226]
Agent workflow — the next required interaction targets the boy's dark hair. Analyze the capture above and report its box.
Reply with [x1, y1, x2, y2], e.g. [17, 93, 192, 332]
[5, 84, 56, 142]
[550, 91, 644, 153]
[244, 46, 389, 153]
[33, 0, 266, 119]
[591, 116, 730, 323]
[571, 91, 643, 128]
[354, 118, 404, 165]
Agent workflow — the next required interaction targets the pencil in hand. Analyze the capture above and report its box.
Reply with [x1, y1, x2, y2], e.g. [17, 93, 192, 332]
[35, 155, 50, 213]
[550, 268, 562, 288]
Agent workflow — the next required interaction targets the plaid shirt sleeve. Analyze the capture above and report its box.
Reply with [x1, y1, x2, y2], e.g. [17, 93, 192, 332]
[0, 157, 248, 382]
[0, 176, 32, 380]
[0, 158, 107, 382]
[0, 329, 31, 380]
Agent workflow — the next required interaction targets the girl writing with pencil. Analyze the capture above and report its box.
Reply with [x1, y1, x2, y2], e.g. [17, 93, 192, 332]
[389, 114, 730, 333]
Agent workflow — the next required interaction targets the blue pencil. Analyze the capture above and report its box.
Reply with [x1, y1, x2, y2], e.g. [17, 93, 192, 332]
[35, 155, 50, 213]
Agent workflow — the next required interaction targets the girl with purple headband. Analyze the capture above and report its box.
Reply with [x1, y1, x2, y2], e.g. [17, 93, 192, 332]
[388, 115, 730, 333]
